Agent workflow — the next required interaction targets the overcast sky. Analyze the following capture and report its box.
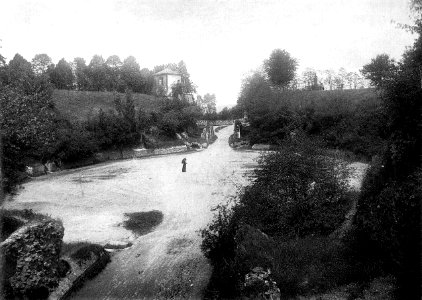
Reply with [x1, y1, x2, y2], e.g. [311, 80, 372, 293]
[0, 0, 417, 110]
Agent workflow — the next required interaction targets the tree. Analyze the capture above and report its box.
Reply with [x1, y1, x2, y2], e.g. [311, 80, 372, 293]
[31, 54, 53, 75]
[140, 68, 154, 95]
[87, 55, 107, 91]
[73, 57, 90, 90]
[7, 53, 34, 88]
[177, 60, 196, 94]
[203, 93, 217, 114]
[361, 54, 398, 89]
[350, 72, 364, 89]
[50, 58, 74, 89]
[323, 69, 335, 90]
[238, 71, 274, 117]
[302, 68, 323, 90]
[1, 83, 57, 192]
[121, 56, 143, 93]
[105, 55, 123, 91]
[264, 49, 298, 89]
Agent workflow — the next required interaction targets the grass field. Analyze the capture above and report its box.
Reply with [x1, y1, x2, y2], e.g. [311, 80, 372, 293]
[276, 88, 380, 112]
[52, 89, 161, 121]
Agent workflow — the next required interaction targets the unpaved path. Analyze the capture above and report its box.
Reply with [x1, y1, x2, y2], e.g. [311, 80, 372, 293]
[4, 125, 261, 299]
[3, 126, 368, 299]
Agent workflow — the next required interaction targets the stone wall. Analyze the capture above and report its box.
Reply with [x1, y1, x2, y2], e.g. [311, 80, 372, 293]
[1, 220, 64, 298]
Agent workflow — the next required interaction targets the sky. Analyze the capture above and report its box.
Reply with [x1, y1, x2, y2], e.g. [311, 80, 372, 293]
[0, 0, 417, 110]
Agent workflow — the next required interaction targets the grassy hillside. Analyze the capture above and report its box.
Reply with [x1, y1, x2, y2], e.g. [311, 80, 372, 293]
[52, 90, 161, 121]
[277, 88, 380, 112]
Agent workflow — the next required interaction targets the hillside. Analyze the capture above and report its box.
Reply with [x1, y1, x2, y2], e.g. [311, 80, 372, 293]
[279, 88, 380, 112]
[52, 90, 161, 121]
[286, 88, 378, 105]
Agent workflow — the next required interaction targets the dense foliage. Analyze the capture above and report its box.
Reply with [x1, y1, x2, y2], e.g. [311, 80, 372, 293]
[201, 138, 352, 298]
[238, 137, 350, 239]
[238, 74, 385, 159]
[351, 4, 422, 297]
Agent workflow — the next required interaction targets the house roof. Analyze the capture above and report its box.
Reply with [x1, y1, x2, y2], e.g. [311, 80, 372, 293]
[153, 68, 181, 76]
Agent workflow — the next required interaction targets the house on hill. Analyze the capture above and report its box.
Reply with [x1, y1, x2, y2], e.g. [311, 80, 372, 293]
[153, 68, 182, 96]
[153, 67, 196, 103]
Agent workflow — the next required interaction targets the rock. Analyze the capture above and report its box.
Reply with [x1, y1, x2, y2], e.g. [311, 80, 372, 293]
[25, 163, 46, 177]
[251, 144, 271, 150]
[0, 220, 64, 298]
[242, 267, 281, 299]
[45, 161, 58, 172]
[133, 148, 151, 158]
[104, 241, 133, 250]
[201, 143, 208, 148]
[190, 142, 201, 149]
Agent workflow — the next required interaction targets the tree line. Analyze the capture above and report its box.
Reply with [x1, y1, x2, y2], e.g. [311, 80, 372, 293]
[0, 53, 196, 96]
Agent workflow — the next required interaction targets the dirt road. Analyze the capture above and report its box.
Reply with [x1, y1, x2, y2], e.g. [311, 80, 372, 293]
[4, 125, 261, 299]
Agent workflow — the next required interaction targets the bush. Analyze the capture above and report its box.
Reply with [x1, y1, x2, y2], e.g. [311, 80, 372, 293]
[200, 203, 240, 298]
[237, 136, 350, 238]
[271, 237, 358, 297]
[201, 137, 354, 298]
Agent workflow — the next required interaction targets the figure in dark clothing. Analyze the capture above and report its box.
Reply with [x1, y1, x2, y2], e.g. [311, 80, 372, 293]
[182, 158, 187, 172]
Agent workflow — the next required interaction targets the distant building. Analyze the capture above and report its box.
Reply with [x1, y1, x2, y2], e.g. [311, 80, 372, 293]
[153, 68, 182, 96]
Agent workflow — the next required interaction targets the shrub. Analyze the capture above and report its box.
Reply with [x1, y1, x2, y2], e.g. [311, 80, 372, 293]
[201, 137, 353, 298]
[200, 203, 240, 298]
[271, 236, 358, 297]
[237, 136, 350, 238]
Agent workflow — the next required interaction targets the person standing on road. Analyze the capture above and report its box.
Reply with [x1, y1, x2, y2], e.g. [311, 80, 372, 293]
[182, 158, 187, 172]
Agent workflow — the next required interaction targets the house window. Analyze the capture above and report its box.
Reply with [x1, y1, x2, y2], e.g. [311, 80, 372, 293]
[159, 77, 163, 85]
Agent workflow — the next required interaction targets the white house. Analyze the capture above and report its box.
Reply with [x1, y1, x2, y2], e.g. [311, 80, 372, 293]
[153, 68, 182, 96]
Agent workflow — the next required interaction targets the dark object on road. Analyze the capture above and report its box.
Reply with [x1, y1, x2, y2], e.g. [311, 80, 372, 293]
[123, 210, 164, 236]
[182, 158, 187, 172]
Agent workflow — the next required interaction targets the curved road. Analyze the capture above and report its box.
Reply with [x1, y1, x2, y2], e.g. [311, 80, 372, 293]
[4, 125, 261, 299]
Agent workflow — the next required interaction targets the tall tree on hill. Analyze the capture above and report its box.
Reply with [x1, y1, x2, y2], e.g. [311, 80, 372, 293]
[88, 55, 107, 91]
[105, 55, 123, 91]
[31, 54, 53, 75]
[302, 68, 323, 90]
[7, 54, 34, 87]
[121, 56, 144, 93]
[203, 93, 217, 114]
[323, 69, 335, 90]
[73, 57, 90, 90]
[50, 58, 74, 90]
[140, 68, 154, 95]
[264, 49, 298, 89]
[361, 54, 398, 89]
[177, 60, 196, 94]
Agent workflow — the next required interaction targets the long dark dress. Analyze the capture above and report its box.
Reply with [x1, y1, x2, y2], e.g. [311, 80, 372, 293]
[182, 159, 187, 172]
